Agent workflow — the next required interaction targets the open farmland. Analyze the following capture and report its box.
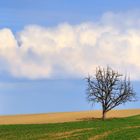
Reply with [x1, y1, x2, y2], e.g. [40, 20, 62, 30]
[0, 109, 139, 125]
[0, 113, 139, 140]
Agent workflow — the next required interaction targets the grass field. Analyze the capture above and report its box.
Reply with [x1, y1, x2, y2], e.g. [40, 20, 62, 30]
[0, 114, 139, 140]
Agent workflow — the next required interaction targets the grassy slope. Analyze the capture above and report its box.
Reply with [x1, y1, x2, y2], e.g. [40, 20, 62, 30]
[0, 115, 139, 140]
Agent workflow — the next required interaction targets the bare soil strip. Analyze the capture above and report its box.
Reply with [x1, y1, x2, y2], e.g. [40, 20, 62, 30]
[89, 125, 140, 140]
[89, 131, 111, 140]
[50, 128, 93, 139]
[53, 128, 93, 137]
[0, 109, 139, 124]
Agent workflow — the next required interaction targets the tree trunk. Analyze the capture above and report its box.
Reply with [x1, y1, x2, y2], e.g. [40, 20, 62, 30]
[102, 111, 106, 120]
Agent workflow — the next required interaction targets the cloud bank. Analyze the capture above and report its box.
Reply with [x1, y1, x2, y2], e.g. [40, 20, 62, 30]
[0, 10, 140, 80]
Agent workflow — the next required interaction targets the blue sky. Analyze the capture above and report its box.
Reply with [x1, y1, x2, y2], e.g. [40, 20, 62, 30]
[1, 0, 140, 32]
[0, 0, 140, 115]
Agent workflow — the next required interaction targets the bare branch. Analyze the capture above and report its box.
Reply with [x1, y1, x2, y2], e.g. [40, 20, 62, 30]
[86, 66, 136, 120]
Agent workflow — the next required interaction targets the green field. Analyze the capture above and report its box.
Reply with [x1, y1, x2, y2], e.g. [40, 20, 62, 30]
[0, 115, 139, 140]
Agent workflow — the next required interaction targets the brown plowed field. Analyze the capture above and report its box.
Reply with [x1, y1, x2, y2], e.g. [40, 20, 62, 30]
[0, 109, 139, 125]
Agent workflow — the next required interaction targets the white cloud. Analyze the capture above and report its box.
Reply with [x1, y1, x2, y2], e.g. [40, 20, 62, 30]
[0, 10, 140, 80]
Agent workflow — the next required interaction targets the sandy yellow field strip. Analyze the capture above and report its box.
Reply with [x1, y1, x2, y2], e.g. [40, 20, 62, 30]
[0, 109, 139, 125]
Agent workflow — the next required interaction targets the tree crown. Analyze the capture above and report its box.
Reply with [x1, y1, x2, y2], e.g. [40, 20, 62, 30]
[86, 66, 136, 113]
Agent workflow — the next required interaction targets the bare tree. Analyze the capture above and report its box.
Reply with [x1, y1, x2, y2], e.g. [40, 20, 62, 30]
[86, 66, 136, 120]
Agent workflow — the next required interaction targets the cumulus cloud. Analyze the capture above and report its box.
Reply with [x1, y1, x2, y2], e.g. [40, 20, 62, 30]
[0, 10, 140, 80]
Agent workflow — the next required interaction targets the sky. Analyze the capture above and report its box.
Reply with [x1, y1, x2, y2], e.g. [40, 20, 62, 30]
[0, 0, 140, 115]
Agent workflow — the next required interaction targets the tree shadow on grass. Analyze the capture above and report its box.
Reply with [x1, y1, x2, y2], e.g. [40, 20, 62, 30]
[76, 117, 119, 121]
